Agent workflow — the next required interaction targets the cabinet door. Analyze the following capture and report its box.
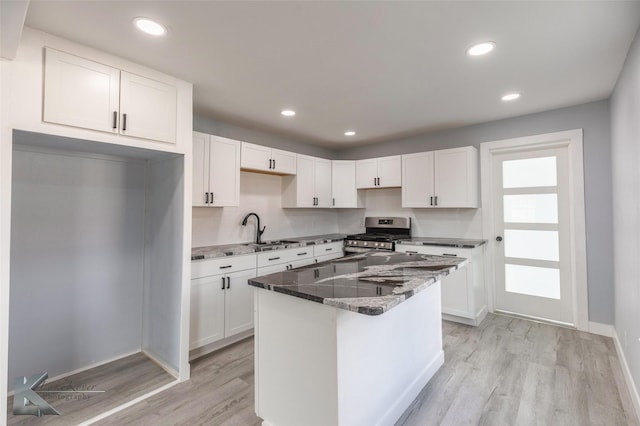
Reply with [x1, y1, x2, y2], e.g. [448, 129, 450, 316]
[271, 149, 297, 175]
[257, 264, 288, 276]
[190, 275, 226, 349]
[119, 71, 177, 144]
[241, 142, 271, 171]
[332, 160, 359, 208]
[356, 158, 378, 189]
[209, 136, 240, 206]
[43, 48, 120, 133]
[434, 147, 479, 208]
[224, 269, 257, 337]
[295, 155, 316, 207]
[192, 132, 210, 207]
[402, 152, 434, 208]
[314, 158, 333, 207]
[378, 155, 402, 187]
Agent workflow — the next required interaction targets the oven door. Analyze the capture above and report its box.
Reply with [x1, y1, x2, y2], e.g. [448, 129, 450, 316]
[343, 246, 392, 254]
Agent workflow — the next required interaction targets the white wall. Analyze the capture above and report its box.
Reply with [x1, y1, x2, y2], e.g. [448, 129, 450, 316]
[191, 171, 340, 247]
[611, 27, 640, 414]
[8, 145, 146, 387]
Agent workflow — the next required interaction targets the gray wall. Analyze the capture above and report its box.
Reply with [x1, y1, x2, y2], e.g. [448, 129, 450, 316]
[194, 115, 337, 159]
[343, 100, 613, 325]
[9, 143, 146, 386]
[143, 155, 185, 371]
[611, 28, 640, 402]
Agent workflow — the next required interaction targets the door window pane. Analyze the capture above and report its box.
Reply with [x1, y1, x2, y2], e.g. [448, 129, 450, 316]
[505, 264, 560, 299]
[503, 156, 557, 188]
[504, 194, 558, 223]
[504, 229, 559, 261]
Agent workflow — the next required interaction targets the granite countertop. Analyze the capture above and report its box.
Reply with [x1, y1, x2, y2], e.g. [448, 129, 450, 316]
[248, 251, 467, 316]
[191, 233, 347, 260]
[396, 237, 487, 248]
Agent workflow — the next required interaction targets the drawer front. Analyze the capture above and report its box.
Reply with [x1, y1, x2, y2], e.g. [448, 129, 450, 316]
[396, 245, 470, 258]
[191, 253, 257, 279]
[313, 241, 344, 259]
[257, 247, 313, 268]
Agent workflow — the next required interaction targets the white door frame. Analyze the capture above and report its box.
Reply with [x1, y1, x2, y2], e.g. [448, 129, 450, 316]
[480, 129, 588, 331]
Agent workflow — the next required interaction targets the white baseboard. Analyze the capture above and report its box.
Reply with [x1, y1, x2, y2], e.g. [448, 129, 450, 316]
[142, 349, 179, 379]
[588, 321, 615, 337]
[7, 349, 140, 397]
[378, 350, 444, 426]
[613, 330, 640, 422]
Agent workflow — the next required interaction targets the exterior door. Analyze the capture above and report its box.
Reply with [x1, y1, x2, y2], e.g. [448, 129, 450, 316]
[493, 147, 574, 324]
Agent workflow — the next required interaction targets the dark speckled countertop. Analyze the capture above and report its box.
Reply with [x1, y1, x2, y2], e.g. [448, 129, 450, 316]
[396, 237, 487, 248]
[191, 233, 347, 260]
[248, 251, 467, 315]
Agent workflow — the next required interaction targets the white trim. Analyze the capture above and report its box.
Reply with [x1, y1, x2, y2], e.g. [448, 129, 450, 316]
[77, 380, 179, 426]
[588, 321, 615, 338]
[142, 349, 179, 379]
[613, 330, 640, 422]
[6, 350, 139, 397]
[480, 129, 589, 331]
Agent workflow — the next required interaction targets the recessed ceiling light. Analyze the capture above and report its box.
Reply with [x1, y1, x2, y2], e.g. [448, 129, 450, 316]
[134, 18, 166, 36]
[344, 131, 356, 136]
[467, 41, 496, 56]
[281, 110, 296, 117]
[501, 93, 521, 101]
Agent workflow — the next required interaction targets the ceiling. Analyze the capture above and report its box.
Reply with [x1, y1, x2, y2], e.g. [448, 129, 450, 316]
[23, 1, 640, 149]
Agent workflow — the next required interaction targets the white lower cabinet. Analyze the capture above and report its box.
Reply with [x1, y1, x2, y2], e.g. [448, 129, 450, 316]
[257, 246, 314, 273]
[190, 254, 256, 350]
[395, 244, 487, 326]
[313, 241, 344, 263]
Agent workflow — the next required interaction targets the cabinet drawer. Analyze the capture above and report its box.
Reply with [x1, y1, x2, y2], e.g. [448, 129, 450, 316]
[191, 254, 256, 279]
[313, 241, 344, 258]
[397, 245, 470, 259]
[257, 247, 313, 268]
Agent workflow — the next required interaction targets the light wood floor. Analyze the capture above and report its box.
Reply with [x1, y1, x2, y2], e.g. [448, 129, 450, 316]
[103, 314, 639, 425]
[10, 314, 638, 425]
[6, 353, 174, 425]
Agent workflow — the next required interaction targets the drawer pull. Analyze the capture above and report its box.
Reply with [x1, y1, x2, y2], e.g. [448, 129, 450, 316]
[227, 277, 231, 289]
[406, 250, 418, 254]
[220, 265, 232, 269]
[221, 277, 225, 290]
[325, 248, 333, 251]
[442, 253, 457, 257]
[297, 252, 308, 256]
[268, 256, 280, 261]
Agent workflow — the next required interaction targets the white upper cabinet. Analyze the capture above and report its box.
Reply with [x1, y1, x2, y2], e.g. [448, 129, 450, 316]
[331, 160, 363, 208]
[119, 71, 177, 144]
[356, 155, 401, 189]
[43, 48, 177, 144]
[402, 146, 479, 208]
[240, 142, 296, 175]
[282, 154, 332, 208]
[192, 132, 240, 207]
[43, 48, 120, 134]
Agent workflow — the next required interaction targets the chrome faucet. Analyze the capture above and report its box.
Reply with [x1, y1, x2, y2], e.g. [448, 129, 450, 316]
[241, 212, 266, 244]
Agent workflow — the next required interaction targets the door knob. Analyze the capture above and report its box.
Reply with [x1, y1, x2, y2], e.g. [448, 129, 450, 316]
[496, 236, 503, 242]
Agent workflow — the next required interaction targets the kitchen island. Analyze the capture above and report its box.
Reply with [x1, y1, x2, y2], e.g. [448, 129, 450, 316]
[249, 251, 467, 426]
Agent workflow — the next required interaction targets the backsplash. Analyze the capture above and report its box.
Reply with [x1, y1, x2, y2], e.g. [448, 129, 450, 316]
[336, 188, 483, 238]
[191, 172, 340, 247]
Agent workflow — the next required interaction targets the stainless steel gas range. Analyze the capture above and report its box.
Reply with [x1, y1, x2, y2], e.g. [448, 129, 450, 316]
[344, 217, 411, 253]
